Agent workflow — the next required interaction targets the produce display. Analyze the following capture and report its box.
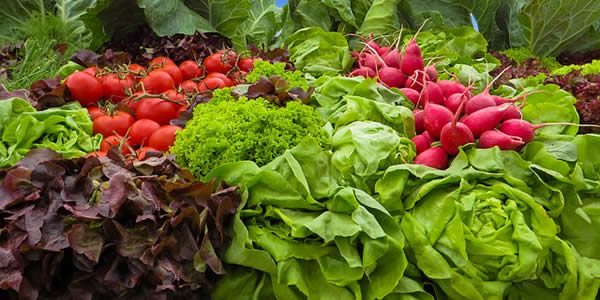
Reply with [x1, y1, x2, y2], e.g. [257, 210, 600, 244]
[1, 1, 600, 299]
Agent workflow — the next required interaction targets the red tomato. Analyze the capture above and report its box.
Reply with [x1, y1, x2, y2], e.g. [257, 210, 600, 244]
[65, 72, 103, 106]
[128, 63, 146, 76]
[83, 66, 101, 76]
[155, 64, 183, 86]
[93, 111, 135, 137]
[177, 105, 188, 117]
[237, 58, 255, 72]
[179, 60, 203, 80]
[100, 74, 133, 102]
[198, 78, 226, 92]
[149, 125, 182, 151]
[87, 106, 105, 120]
[149, 56, 175, 68]
[129, 119, 161, 146]
[203, 51, 236, 74]
[127, 63, 147, 82]
[137, 146, 159, 160]
[227, 71, 246, 84]
[135, 98, 179, 125]
[180, 80, 199, 93]
[205, 72, 234, 86]
[126, 91, 145, 112]
[163, 89, 186, 104]
[101, 135, 133, 154]
[86, 151, 107, 158]
[141, 70, 175, 94]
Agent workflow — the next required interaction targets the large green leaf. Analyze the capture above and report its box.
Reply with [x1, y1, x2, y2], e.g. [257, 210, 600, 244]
[82, 0, 253, 49]
[0, 0, 48, 43]
[187, 0, 250, 37]
[284, 27, 353, 76]
[358, 0, 402, 36]
[81, 0, 146, 49]
[233, 0, 280, 48]
[138, 0, 214, 36]
[508, 0, 600, 56]
[403, 0, 503, 40]
[55, 0, 97, 46]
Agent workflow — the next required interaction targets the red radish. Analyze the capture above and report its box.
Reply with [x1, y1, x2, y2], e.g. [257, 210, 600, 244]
[377, 47, 391, 56]
[401, 40, 424, 75]
[425, 65, 438, 82]
[424, 104, 453, 139]
[421, 82, 444, 105]
[412, 132, 432, 154]
[497, 120, 600, 144]
[378, 67, 406, 88]
[502, 105, 522, 121]
[438, 80, 468, 98]
[499, 119, 536, 144]
[414, 147, 448, 169]
[350, 67, 376, 78]
[358, 52, 384, 71]
[464, 79, 500, 114]
[405, 72, 429, 92]
[414, 109, 425, 133]
[492, 95, 508, 105]
[444, 93, 468, 113]
[440, 100, 474, 155]
[499, 93, 531, 121]
[461, 104, 510, 137]
[401, 88, 420, 106]
[465, 93, 497, 114]
[479, 130, 524, 150]
[440, 122, 474, 155]
[383, 49, 401, 69]
[366, 38, 382, 53]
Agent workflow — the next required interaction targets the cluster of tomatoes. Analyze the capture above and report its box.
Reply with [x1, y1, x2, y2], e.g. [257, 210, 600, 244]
[64, 50, 255, 159]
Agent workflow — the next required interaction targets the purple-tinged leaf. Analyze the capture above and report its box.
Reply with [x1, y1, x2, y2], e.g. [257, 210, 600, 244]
[68, 224, 104, 262]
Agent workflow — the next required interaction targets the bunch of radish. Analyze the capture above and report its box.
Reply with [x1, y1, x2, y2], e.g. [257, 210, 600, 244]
[412, 75, 591, 169]
[349, 35, 594, 170]
[349, 35, 437, 91]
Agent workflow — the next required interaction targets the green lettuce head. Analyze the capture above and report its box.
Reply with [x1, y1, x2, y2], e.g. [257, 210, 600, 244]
[332, 121, 415, 192]
[376, 146, 596, 299]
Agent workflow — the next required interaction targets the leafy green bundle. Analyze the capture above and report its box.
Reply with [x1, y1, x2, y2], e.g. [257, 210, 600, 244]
[208, 138, 427, 300]
[0, 98, 101, 168]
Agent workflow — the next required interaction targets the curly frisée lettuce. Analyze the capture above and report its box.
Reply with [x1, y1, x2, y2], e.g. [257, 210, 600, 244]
[171, 90, 330, 178]
[245, 60, 309, 90]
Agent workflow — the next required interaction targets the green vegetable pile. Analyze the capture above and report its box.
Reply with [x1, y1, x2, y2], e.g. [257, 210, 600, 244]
[0, 98, 101, 167]
[208, 138, 419, 300]
[3, 1, 600, 299]
[172, 89, 330, 178]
